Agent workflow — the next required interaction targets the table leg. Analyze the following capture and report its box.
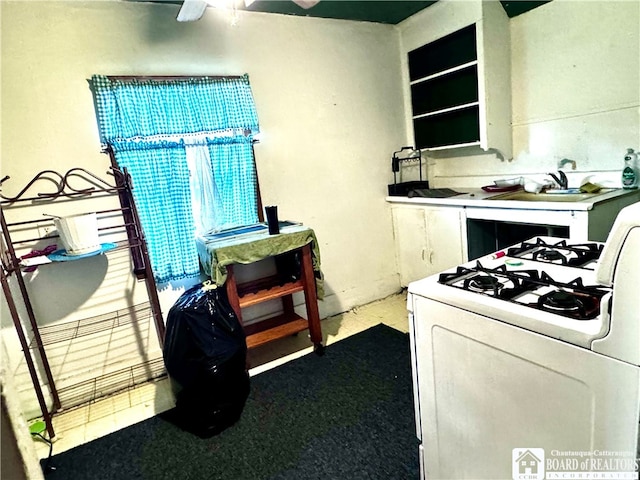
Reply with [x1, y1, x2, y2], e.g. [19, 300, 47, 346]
[225, 264, 243, 323]
[300, 244, 322, 350]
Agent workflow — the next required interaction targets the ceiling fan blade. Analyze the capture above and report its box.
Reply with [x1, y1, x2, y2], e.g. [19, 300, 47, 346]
[177, 0, 208, 22]
[291, 0, 319, 8]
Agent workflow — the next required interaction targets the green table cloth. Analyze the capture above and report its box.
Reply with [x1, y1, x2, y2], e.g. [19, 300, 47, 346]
[196, 223, 324, 299]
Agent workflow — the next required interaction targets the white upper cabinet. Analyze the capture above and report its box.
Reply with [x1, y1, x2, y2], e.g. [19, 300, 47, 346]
[399, 0, 511, 159]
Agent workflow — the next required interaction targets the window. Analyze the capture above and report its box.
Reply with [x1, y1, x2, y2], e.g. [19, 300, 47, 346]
[89, 75, 261, 284]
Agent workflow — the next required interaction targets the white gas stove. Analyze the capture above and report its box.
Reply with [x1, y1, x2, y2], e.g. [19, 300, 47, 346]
[408, 201, 640, 480]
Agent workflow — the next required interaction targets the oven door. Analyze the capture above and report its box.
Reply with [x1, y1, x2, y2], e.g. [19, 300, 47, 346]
[410, 295, 640, 480]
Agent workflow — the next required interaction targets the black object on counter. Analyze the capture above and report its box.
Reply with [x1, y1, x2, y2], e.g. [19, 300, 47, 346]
[408, 188, 462, 199]
[265, 205, 279, 234]
[389, 146, 428, 196]
[163, 283, 250, 438]
[388, 180, 430, 196]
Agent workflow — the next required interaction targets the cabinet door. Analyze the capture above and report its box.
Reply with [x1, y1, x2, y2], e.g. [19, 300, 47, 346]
[392, 206, 465, 286]
[424, 208, 464, 274]
[392, 206, 429, 286]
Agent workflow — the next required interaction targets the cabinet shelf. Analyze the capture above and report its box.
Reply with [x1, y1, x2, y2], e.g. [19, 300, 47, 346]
[410, 60, 478, 86]
[413, 101, 480, 120]
[413, 105, 481, 150]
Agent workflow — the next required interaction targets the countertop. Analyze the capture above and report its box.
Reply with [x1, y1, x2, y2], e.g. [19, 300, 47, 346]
[385, 188, 640, 211]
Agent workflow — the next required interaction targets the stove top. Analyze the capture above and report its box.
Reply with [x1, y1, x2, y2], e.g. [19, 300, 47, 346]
[438, 261, 609, 321]
[409, 236, 613, 348]
[435, 237, 610, 321]
[505, 236, 603, 269]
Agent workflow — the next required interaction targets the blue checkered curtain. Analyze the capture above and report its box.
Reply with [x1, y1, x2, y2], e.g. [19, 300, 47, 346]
[90, 75, 260, 284]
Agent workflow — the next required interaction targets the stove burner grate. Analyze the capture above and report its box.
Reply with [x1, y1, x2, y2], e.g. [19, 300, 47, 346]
[536, 249, 566, 263]
[543, 290, 581, 309]
[440, 263, 541, 301]
[506, 238, 603, 268]
[465, 274, 500, 292]
[536, 289, 601, 320]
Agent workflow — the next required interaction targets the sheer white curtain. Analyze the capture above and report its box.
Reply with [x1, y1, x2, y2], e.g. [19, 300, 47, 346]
[184, 140, 223, 235]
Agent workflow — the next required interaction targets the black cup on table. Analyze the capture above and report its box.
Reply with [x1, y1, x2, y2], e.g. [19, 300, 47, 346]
[265, 206, 279, 234]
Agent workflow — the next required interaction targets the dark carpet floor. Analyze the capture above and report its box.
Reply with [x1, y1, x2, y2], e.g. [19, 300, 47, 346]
[43, 324, 419, 480]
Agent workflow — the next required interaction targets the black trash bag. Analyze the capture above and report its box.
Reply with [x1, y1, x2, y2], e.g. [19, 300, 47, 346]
[163, 283, 250, 438]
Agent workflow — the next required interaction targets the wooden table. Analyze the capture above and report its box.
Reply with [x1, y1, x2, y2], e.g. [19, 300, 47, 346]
[196, 224, 324, 354]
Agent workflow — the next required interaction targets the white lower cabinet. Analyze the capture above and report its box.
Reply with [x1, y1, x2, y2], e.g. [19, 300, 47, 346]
[391, 204, 465, 286]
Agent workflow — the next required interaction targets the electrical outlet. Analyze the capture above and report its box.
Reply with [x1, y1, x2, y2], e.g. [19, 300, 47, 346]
[38, 225, 55, 238]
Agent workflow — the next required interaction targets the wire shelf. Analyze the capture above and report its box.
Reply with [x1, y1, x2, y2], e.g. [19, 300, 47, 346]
[56, 357, 167, 411]
[32, 303, 154, 347]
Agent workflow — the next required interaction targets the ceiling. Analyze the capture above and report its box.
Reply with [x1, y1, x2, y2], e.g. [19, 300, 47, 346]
[243, 1, 552, 24]
[148, 1, 553, 24]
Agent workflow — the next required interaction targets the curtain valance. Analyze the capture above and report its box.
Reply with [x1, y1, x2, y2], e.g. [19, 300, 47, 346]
[90, 74, 260, 145]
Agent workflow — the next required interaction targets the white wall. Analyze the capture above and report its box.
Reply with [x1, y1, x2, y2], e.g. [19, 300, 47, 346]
[399, 0, 640, 190]
[510, 0, 640, 188]
[0, 0, 405, 418]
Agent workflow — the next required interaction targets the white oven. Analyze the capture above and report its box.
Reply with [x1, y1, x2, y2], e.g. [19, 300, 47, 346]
[408, 201, 640, 480]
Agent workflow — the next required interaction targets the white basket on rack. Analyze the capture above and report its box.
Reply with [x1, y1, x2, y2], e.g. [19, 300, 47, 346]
[54, 212, 100, 255]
